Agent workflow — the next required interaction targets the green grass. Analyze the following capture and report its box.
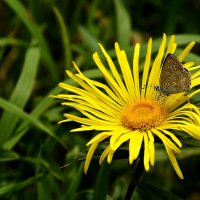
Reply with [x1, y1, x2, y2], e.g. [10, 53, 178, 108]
[0, 0, 200, 199]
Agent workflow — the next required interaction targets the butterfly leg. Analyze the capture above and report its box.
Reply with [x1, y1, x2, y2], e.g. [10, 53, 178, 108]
[156, 92, 167, 104]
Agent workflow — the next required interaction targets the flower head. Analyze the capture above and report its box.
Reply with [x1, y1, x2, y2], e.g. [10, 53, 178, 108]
[55, 34, 200, 179]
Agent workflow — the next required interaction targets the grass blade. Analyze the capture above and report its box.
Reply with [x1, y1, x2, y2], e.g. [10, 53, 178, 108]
[0, 46, 40, 145]
[53, 6, 72, 67]
[0, 173, 44, 196]
[114, 0, 131, 47]
[0, 37, 29, 47]
[0, 97, 66, 148]
[93, 162, 110, 200]
[78, 26, 99, 52]
[62, 163, 84, 200]
[0, 148, 20, 162]
[3, 69, 102, 149]
[4, 0, 59, 82]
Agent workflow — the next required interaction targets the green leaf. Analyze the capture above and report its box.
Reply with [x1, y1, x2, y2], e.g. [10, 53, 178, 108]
[175, 50, 200, 64]
[164, 0, 182, 34]
[77, 190, 113, 200]
[128, 34, 200, 72]
[0, 97, 66, 148]
[175, 34, 200, 45]
[0, 45, 40, 146]
[23, 156, 64, 182]
[4, 0, 59, 82]
[0, 37, 29, 47]
[93, 161, 110, 200]
[177, 147, 200, 159]
[37, 175, 59, 200]
[0, 173, 44, 195]
[137, 181, 183, 200]
[87, 0, 100, 29]
[114, 0, 132, 47]
[41, 160, 65, 182]
[112, 178, 127, 200]
[3, 69, 102, 149]
[78, 26, 99, 52]
[53, 6, 72, 67]
[150, 34, 200, 49]
[0, 148, 20, 162]
[62, 163, 84, 200]
[70, 0, 85, 31]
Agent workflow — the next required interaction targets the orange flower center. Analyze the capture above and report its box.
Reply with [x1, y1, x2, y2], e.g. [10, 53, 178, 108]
[120, 99, 168, 131]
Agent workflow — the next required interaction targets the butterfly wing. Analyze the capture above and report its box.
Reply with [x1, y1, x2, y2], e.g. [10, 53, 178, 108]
[159, 54, 191, 94]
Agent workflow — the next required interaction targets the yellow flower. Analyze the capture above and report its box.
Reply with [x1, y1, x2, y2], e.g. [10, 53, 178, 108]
[55, 34, 200, 179]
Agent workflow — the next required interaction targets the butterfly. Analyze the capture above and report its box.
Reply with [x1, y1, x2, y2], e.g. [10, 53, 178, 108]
[154, 53, 191, 96]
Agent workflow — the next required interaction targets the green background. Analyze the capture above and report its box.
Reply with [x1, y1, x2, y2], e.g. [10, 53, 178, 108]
[0, 0, 200, 199]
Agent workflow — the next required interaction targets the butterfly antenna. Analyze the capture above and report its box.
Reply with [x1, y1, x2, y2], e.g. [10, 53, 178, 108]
[142, 84, 155, 89]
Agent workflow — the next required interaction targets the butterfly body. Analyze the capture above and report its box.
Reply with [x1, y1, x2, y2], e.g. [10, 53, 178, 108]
[155, 53, 191, 96]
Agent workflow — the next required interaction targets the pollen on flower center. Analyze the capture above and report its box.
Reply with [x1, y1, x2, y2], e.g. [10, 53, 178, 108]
[120, 99, 168, 131]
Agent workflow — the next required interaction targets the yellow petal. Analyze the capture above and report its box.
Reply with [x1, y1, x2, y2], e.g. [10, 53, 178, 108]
[189, 65, 200, 71]
[84, 142, 98, 174]
[178, 41, 195, 62]
[180, 123, 200, 140]
[165, 35, 176, 55]
[146, 33, 166, 98]
[162, 130, 182, 147]
[93, 52, 129, 103]
[86, 132, 113, 146]
[165, 145, 184, 179]
[133, 43, 141, 98]
[112, 132, 131, 151]
[107, 150, 114, 163]
[141, 38, 152, 98]
[147, 131, 155, 166]
[183, 62, 194, 69]
[99, 145, 111, 164]
[99, 43, 129, 100]
[115, 43, 136, 100]
[152, 129, 181, 153]
[129, 131, 144, 163]
[143, 133, 150, 171]
[110, 132, 123, 149]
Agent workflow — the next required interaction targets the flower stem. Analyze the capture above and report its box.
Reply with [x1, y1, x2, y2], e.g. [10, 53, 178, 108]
[124, 155, 144, 200]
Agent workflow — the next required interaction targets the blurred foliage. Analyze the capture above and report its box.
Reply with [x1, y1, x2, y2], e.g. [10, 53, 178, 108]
[0, 0, 200, 199]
